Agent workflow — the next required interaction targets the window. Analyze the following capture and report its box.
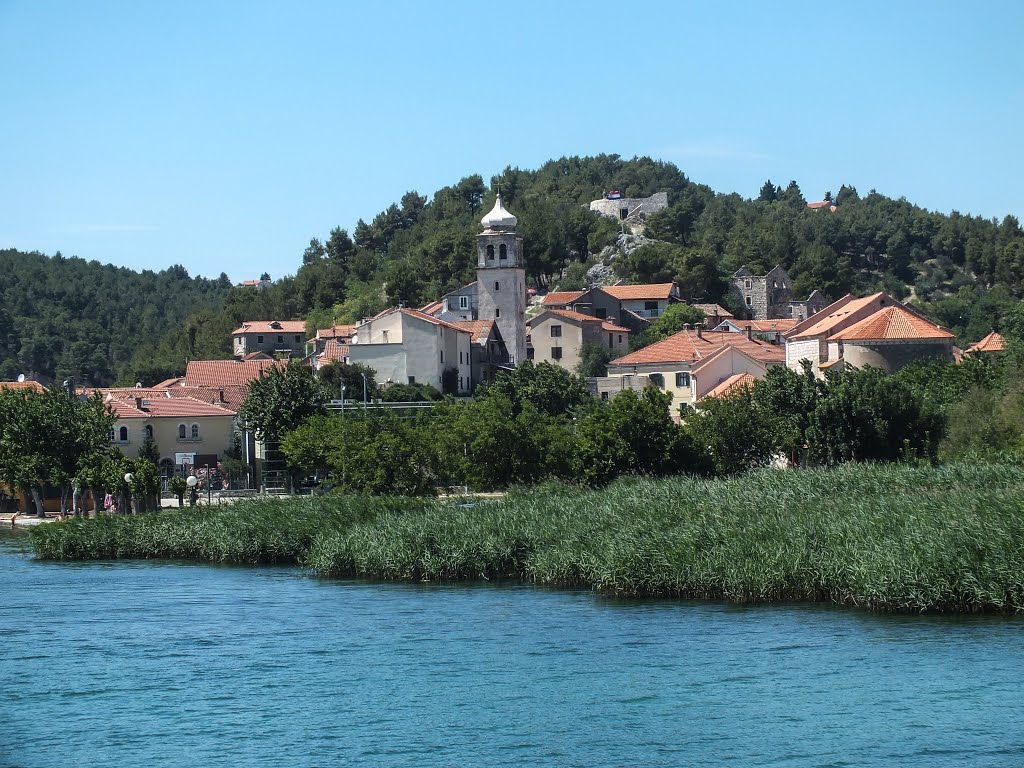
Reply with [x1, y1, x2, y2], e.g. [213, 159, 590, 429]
[550, 325, 562, 338]
[608, 333, 614, 349]
[595, 308, 607, 319]
[499, 244, 507, 260]
[440, 350, 444, 363]
[458, 376, 463, 391]
[408, 376, 416, 384]
[745, 279, 752, 289]
[551, 347, 562, 360]
[649, 373, 665, 388]
[618, 335, 623, 344]
[191, 424, 200, 440]
[459, 295, 469, 310]
[459, 351, 463, 364]
[277, 335, 284, 344]
[494, 281, 500, 291]
[620, 208, 628, 220]
[295, 335, 301, 343]
[676, 372, 691, 388]
[109, 428, 115, 442]
[118, 426, 129, 442]
[495, 307, 500, 318]
[745, 296, 752, 307]
[486, 244, 494, 260]
[144, 425, 153, 439]
[527, 348, 535, 360]
[645, 301, 658, 311]
[257, 335, 264, 344]
[788, 306, 794, 316]
[178, 424, 186, 439]
[601, 391, 609, 400]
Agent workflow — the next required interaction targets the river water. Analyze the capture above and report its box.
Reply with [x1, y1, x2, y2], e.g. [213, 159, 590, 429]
[2, 530, 1022, 768]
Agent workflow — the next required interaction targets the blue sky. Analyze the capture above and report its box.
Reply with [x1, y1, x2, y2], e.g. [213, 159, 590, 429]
[2, 1, 1022, 282]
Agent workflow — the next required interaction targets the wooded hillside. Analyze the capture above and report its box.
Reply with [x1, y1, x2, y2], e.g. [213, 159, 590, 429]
[3, 154, 1021, 386]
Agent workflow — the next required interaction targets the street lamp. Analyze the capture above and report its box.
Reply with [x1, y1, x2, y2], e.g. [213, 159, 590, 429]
[361, 372, 368, 408]
[186, 474, 198, 507]
[124, 473, 134, 515]
[340, 383, 346, 418]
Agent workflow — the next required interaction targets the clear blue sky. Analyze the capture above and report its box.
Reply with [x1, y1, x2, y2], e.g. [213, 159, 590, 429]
[2, 1, 1022, 282]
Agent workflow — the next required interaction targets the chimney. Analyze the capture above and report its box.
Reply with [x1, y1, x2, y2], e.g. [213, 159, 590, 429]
[135, 396, 143, 410]
[683, 323, 692, 332]
[696, 323, 703, 340]
[745, 325, 753, 340]
[218, 388, 225, 403]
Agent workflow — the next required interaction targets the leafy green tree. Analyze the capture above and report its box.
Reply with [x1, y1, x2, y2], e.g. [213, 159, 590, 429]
[378, 382, 442, 402]
[480, 361, 590, 417]
[684, 388, 787, 475]
[239, 361, 330, 444]
[319, 361, 377, 402]
[576, 342, 614, 377]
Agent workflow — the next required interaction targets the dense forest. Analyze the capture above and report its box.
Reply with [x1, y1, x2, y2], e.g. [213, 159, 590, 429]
[2, 154, 1022, 386]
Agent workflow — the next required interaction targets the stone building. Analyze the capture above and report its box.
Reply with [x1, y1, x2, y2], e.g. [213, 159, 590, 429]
[476, 196, 527, 366]
[729, 266, 827, 322]
[589, 191, 669, 225]
[526, 309, 630, 372]
[231, 320, 307, 358]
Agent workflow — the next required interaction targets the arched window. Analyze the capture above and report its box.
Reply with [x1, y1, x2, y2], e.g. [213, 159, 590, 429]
[486, 244, 494, 260]
[499, 244, 507, 260]
[118, 426, 128, 442]
[178, 424, 186, 440]
[144, 425, 153, 439]
[191, 424, 200, 440]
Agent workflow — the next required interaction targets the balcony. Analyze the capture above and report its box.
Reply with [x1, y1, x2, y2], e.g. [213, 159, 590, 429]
[631, 308, 662, 319]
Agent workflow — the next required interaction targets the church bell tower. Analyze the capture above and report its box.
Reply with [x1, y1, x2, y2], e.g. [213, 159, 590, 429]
[476, 195, 527, 366]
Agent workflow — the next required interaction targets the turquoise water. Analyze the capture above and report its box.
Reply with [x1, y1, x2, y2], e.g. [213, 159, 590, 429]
[2, 531, 1023, 768]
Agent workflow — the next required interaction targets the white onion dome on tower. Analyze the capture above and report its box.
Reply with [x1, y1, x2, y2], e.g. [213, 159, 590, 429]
[480, 194, 517, 230]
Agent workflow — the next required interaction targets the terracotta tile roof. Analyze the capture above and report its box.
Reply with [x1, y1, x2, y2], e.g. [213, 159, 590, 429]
[746, 319, 798, 332]
[400, 308, 472, 334]
[701, 373, 757, 400]
[419, 301, 444, 316]
[231, 320, 307, 335]
[788, 293, 888, 340]
[966, 331, 1006, 354]
[83, 386, 247, 412]
[314, 324, 356, 341]
[154, 377, 183, 388]
[450, 320, 495, 344]
[603, 283, 675, 301]
[536, 308, 604, 324]
[183, 359, 287, 388]
[807, 200, 832, 209]
[0, 380, 45, 392]
[602, 320, 631, 333]
[317, 339, 350, 363]
[541, 291, 586, 306]
[610, 329, 784, 366]
[692, 303, 733, 318]
[242, 351, 275, 361]
[107, 396, 237, 419]
[829, 305, 954, 342]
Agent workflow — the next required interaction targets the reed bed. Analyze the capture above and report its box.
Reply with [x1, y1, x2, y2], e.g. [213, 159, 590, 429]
[307, 462, 1024, 613]
[32, 462, 1024, 613]
[31, 495, 437, 564]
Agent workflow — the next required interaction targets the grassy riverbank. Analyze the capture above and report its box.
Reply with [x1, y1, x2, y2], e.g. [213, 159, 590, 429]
[32, 462, 1024, 613]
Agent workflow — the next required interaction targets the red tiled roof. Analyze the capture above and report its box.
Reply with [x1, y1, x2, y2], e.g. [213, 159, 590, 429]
[610, 329, 784, 366]
[807, 200, 832, 209]
[746, 319, 798, 332]
[83, 386, 247, 412]
[107, 396, 237, 419]
[317, 339, 350, 363]
[419, 301, 444, 316]
[231, 320, 307, 335]
[541, 291, 586, 306]
[602, 320, 631, 333]
[966, 331, 1006, 354]
[242, 351, 274, 361]
[154, 377, 183, 388]
[701, 373, 757, 400]
[314, 324, 356, 341]
[450, 320, 495, 345]
[603, 283, 675, 301]
[0, 380, 45, 392]
[829, 305, 954, 342]
[183, 359, 287, 388]
[788, 293, 888, 340]
[692, 303, 733, 318]
[400, 308, 472, 333]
